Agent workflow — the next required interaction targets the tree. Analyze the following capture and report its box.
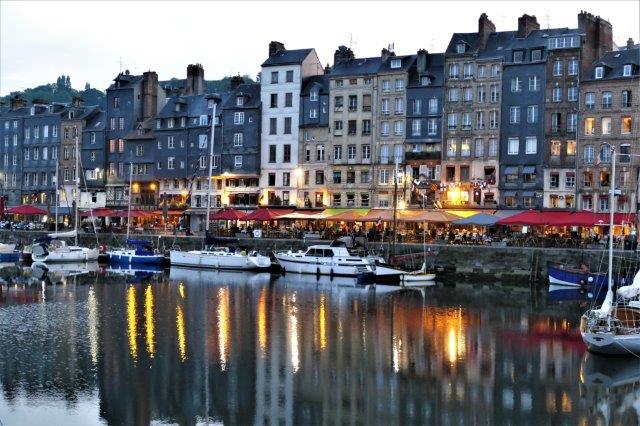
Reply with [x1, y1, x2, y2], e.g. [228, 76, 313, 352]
[65, 76, 71, 89]
[85, 82, 90, 90]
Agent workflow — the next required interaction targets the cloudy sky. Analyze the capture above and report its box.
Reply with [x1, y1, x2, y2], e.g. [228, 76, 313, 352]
[1, 1, 638, 95]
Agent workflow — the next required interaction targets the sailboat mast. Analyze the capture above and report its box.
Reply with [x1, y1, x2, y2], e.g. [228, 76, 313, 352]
[205, 102, 217, 233]
[55, 159, 59, 233]
[607, 147, 615, 292]
[126, 159, 133, 241]
[74, 135, 79, 245]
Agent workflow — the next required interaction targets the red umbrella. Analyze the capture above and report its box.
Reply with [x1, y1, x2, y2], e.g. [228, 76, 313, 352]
[114, 209, 151, 218]
[243, 208, 294, 221]
[210, 208, 247, 220]
[6, 204, 47, 215]
[79, 207, 117, 217]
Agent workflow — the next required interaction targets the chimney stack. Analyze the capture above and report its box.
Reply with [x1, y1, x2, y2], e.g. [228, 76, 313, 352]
[10, 94, 26, 111]
[517, 14, 539, 38]
[627, 38, 635, 49]
[269, 41, 285, 57]
[381, 48, 392, 63]
[333, 45, 355, 65]
[478, 13, 496, 49]
[578, 11, 613, 74]
[186, 64, 205, 95]
[142, 71, 159, 120]
[72, 96, 85, 108]
[417, 49, 429, 73]
[229, 75, 245, 91]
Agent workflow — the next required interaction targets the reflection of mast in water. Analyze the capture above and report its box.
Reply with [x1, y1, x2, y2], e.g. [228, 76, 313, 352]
[88, 286, 98, 365]
[145, 285, 155, 358]
[127, 285, 138, 361]
[217, 287, 229, 370]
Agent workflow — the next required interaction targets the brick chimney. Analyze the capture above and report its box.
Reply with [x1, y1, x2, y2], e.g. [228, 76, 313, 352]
[142, 71, 158, 121]
[229, 75, 245, 91]
[381, 48, 393, 63]
[478, 13, 496, 49]
[72, 96, 85, 108]
[10, 94, 26, 111]
[334, 45, 355, 65]
[416, 49, 429, 73]
[627, 38, 635, 49]
[578, 11, 613, 74]
[517, 14, 539, 38]
[186, 64, 205, 95]
[269, 41, 285, 57]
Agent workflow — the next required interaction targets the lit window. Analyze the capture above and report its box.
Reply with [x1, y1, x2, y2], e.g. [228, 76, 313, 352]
[594, 67, 603, 79]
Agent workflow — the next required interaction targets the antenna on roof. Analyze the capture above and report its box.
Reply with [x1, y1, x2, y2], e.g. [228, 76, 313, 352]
[119, 57, 123, 73]
[545, 9, 550, 29]
[346, 32, 358, 50]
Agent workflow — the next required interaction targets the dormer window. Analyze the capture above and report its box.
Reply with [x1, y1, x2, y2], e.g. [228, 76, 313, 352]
[199, 115, 208, 126]
[174, 103, 180, 112]
[512, 51, 524, 63]
[168, 118, 174, 128]
[180, 117, 186, 127]
[456, 43, 466, 54]
[236, 96, 244, 107]
[68, 111, 74, 119]
[390, 59, 401, 69]
[310, 90, 318, 101]
[156, 119, 161, 129]
[420, 76, 431, 86]
[207, 99, 215, 108]
[623, 64, 632, 77]
[595, 66, 604, 79]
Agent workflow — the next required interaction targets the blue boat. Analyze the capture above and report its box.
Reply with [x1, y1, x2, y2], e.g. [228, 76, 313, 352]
[0, 244, 19, 262]
[547, 262, 608, 288]
[106, 240, 165, 266]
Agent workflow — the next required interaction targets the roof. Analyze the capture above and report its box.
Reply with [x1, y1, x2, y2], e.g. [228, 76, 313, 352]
[262, 48, 314, 67]
[585, 47, 640, 81]
[330, 56, 382, 77]
[378, 55, 416, 73]
[124, 117, 155, 141]
[301, 75, 330, 96]
[222, 83, 261, 109]
[107, 72, 144, 90]
[408, 53, 445, 87]
[84, 110, 106, 131]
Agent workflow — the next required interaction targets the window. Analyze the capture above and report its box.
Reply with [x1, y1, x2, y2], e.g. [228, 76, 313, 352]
[168, 157, 175, 169]
[488, 138, 498, 157]
[553, 60, 563, 76]
[448, 64, 459, 79]
[509, 106, 520, 124]
[427, 119, 437, 135]
[428, 98, 438, 113]
[234, 112, 244, 124]
[565, 173, 575, 188]
[268, 173, 276, 186]
[286, 70, 293, 83]
[380, 145, 389, 163]
[584, 117, 595, 135]
[362, 94, 371, 111]
[381, 121, 390, 136]
[584, 92, 595, 109]
[382, 80, 391, 92]
[567, 113, 577, 132]
[523, 169, 536, 184]
[316, 145, 325, 161]
[525, 136, 537, 154]
[568, 59, 579, 75]
[583, 144, 594, 163]
[623, 64, 632, 77]
[309, 108, 317, 119]
[566, 140, 576, 156]
[334, 145, 342, 160]
[622, 90, 632, 107]
[109, 118, 115, 131]
[420, 76, 431, 86]
[347, 145, 356, 160]
[395, 79, 404, 92]
[511, 77, 522, 92]
[118, 139, 124, 152]
[552, 87, 562, 102]
[526, 105, 538, 123]
[270, 93, 278, 108]
[599, 91, 613, 109]
[362, 119, 371, 135]
[395, 98, 404, 114]
[333, 171, 342, 184]
[285, 92, 293, 107]
[508, 137, 519, 155]
[599, 196, 609, 212]
[595, 67, 603, 79]
[477, 85, 486, 103]
[284, 117, 292, 134]
[315, 171, 324, 185]
[334, 120, 343, 136]
[233, 133, 243, 146]
[513, 51, 524, 63]
[167, 136, 175, 149]
[447, 113, 457, 130]
[491, 64, 500, 77]
[472, 138, 484, 158]
[601, 117, 612, 135]
[620, 144, 631, 163]
[347, 95, 358, 111]
[412, 119, 421, 136]
[390, 59, 401, 69]
[568, 86, 578, 102]
[463, 87, 473, 103]
[362, 144, 371, 160]
[447, 139, 457, 157]
[463, 63, 474, 78]
[412, 99, 422, 114]
[269, 145, 276, 163]
[234, 155, 243, 168]
[550, 140, 561, 156]
[600, 144, 612, 163]
[394, 120, 404, 135]
[456, 43, 465, 53]
[270, 71, 278, 84]
[462, 113, 472, 130]
[491, 84, 500, 103]
[136, 145, 143, 156]
[489, 110, 498, 129]
[381, 98, 390, 114]
[448, 88, 459, 103]
[621, 116, 632, 134]
[531, 49, 542, 61]
[269, 117, 277, 135]
[379, 169, 389, 185]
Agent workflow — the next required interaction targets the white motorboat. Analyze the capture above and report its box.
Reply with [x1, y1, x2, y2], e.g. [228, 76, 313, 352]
[169, 247, 271, 271]
[31, 231, 99, 263]
[274, 240, 375, 278]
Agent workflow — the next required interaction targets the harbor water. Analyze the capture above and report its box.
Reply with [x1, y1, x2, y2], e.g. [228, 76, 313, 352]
[0, 265, 637, 425]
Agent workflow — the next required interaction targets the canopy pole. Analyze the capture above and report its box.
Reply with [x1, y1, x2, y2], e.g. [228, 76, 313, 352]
[607, 147, 615, 294]
[205, 102, 217, 234]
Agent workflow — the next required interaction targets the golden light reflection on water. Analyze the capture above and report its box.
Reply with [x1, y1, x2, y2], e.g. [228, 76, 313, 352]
[176, 305, 187, 362]
[258, 288, 267, 356]
[217, 287, 229, 370]
[127, 285, 138, 361]
[179, 282, 185, 299]
[289, 293, 300, 373]
[145, 285, 155, 358]
[319, 294, 326, 351]
[88, 287, 98, 365]
[392, 336, 402, 373]
[423, 306, 467, 366]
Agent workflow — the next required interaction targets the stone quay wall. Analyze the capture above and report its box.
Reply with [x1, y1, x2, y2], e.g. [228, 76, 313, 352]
[2, 230, 632, 288]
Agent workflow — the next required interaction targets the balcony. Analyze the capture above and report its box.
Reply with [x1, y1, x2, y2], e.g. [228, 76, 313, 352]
[405, 151, 441, 161]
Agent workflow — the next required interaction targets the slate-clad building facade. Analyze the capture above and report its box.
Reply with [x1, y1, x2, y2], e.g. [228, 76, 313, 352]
[81, 109, 107, 207]
[0, 96, 28, 206]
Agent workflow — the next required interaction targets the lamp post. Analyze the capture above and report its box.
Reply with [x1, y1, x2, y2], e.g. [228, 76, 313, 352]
[294, 167, 303, 207]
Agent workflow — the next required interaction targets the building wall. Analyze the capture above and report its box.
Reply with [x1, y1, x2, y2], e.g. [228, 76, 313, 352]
[0, 111, 24, 205]
[60, 115, 83, 207]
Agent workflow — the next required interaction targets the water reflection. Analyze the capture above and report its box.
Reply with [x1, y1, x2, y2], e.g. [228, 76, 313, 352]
[0, 268, 628, 424]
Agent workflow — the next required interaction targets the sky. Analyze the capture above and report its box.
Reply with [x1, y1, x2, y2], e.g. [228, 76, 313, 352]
[1, 1, 639, 95]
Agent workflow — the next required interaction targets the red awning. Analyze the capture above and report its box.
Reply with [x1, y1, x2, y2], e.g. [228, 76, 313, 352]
[210, 208, 247, 221]
[555, 211, 637, 226]
[243, 208, 294, 221]
[496, 211, 574, 226]
[114, 209, 152, 218]
[79, 207, 117, 217]
[6, 205, 47, 215]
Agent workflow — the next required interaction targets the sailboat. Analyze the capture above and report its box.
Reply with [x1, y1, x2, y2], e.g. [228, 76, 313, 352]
[580, 149, 640, 356]
[31, 136, 99, 263]
[106, 158, 164, 265]
[168, 99, 271, 271]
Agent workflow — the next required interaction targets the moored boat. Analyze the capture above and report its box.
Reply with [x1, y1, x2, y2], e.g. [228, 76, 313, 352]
[547, 261, 608, 288]
[31, 231, 99, 263]
[170, 247, 271, 270]
[0, 243, 19, 262]
[107, 240, 165, 265]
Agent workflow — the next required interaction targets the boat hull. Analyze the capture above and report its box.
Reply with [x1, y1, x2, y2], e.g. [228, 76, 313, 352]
[581, 331, 640, 356]
[107, 250, 164, 265]
[32, 247, 100, 263]
[169, 250, 271, 271]
[0, 251, 19, 262]
[275, 253, 374, 278]
[547, 263, 607, 288]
